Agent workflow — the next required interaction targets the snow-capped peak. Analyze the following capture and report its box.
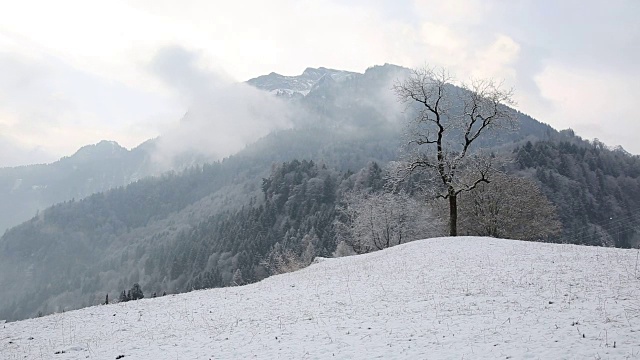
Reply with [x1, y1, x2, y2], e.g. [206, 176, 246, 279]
[247, 67, 358, 99]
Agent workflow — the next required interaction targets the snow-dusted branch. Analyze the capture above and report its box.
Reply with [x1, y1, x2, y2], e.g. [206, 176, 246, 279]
[334, 190, 444, 254]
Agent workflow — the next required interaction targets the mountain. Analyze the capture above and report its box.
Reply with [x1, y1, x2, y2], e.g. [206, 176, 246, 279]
[0, 136, 226, 235]
[247, 66, 358, 99]
[0, 140, 159, 234]
[1, 63, 632, 323]
[0, 63, 552, 234]
[0, 65, 391, 234]
[2, 237, 638, 359]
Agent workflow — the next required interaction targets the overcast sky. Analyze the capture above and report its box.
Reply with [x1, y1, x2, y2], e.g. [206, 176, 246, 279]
[0, 0, 638, 167]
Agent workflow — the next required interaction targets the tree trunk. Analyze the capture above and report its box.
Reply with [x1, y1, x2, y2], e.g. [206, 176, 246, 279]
[448, 191, 457, 236]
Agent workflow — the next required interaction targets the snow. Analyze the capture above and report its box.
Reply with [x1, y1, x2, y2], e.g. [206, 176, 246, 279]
[2, 237, 640, 359]
[269, 88, 310, 97]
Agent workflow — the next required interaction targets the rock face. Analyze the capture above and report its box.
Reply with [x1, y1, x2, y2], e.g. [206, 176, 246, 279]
[246, 67, 358, 99]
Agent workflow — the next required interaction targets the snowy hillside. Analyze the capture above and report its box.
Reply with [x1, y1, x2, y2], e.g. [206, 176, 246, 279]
[2, 237, 640, 359]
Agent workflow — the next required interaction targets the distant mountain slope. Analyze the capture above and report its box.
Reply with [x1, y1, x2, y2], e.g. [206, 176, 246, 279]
[0, 140, 158, 234]
[2, 237, 638, 359]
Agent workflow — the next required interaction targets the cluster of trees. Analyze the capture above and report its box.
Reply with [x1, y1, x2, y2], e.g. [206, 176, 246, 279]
[390, 66, 639, 248]
[456, 172, 561, 241]
[335, 190, 443, 254]
[118, 283, 145, 303]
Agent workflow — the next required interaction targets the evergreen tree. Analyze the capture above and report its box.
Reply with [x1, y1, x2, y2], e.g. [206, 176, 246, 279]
[119, 290, 128, 302]
[232, 269, 244, 286]
[129, 283, 144, 300]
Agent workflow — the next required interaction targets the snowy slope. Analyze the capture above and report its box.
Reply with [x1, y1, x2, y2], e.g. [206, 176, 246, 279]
[2, 237, 640, 359]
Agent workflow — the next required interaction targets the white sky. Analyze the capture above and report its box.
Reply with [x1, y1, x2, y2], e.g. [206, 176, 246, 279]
[0, 0, 638, 166]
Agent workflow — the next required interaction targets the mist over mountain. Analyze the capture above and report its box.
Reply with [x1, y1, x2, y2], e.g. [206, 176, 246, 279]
[0, 63, 406, 233]
[2, 63, 638, 323]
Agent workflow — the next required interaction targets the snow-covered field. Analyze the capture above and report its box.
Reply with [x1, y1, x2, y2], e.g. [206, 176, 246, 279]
[2, 237, 640, 359]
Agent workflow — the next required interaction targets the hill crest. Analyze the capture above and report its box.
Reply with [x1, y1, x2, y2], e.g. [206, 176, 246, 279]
[2, 237, 638, 359]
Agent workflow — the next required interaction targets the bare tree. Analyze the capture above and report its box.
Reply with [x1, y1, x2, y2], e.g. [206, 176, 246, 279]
[458, 172, 562, 241]
[393, 66, 517, 236]
[335, 190, 443, 254]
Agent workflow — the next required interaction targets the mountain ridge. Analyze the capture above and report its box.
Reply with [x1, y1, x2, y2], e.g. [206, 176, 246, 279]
[247, 66, 359, 98]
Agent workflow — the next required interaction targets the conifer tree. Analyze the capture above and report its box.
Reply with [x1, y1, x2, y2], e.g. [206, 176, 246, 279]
[129, 283, 144, 300]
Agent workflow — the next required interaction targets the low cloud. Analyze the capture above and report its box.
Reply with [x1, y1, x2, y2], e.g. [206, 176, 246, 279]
[533, 63, 638, 152]
[1, 0, 638, 162]
[0, 52, 65, 166]
[0, 44, 177, 168]
[0, 134, 55, 167]
[149, 46, 295, 167]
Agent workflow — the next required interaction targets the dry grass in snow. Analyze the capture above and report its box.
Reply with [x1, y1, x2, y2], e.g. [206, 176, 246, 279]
[2, 237, 640, 359]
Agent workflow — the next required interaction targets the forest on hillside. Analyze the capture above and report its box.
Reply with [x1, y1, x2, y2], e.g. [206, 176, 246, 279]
[2, 129, 640, 323]
[515, 131, 640, 247]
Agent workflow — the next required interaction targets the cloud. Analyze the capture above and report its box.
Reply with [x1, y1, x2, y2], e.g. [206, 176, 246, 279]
[412, 0, 488, 25]
[471, 34, 520, 81]
[1, 0, 638, 165]
[0, 52, 67, 166]
[406, 0, 640, 154]
[533, 63, 638, 151]
[0, 31, 181, 168]
[0, 134, 56, 167]
[149, 46, 295, 166]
